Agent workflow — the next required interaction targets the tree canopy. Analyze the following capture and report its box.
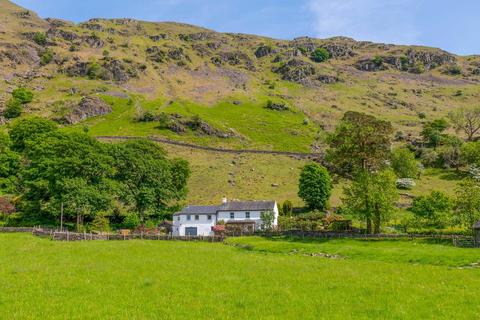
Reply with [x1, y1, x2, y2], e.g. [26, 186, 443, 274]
[298, 163, 332, 211]
[326, 111, 393, 175]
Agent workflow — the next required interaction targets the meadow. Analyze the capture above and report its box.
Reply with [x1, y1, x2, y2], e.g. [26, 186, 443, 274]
[1, 233, 479, 319]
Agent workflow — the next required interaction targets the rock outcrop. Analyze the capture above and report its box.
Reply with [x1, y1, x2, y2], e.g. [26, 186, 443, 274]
[63, 96, 112, 124]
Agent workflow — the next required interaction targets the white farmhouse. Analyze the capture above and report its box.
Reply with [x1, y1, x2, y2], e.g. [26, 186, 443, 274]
[172, 198, 279, 236]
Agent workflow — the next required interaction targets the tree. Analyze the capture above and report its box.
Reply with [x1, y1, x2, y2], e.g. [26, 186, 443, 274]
[0, 133, 20, 193]
[326, 111, 393, 175]
[311, 48, 330, 63]
[298, 163, 332, 211]
[282, 200, 293, 216]
[19, 131, 114, 225]
[342, 169, 398, 234]
[9, 117, 57, 152]
[410, 191, 453, 227]
[3, 98, 22, 119]
[12, 88, 33, 104]
[448, 107, 480, 141]
[260, 210, 275, 231]
[391, 147, 419, 178]
[61, 178, 113, 231]
[111, 139, 190, 226]
[455, 179, 480, 234]
[420, 119, 449, 149]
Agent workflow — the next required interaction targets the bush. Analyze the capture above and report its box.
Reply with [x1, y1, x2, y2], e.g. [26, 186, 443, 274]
[281, 200, 293, 216]
[396, 178, 416, 190]
[12, 88, 33, 104]
[87, 62, 104, 79]
[3, 99, 22, 119]
[40, 49, 54, 66]
[372, 56, 383, 66]
[410, 191, 453, 227]
[391, 147, 419, 178]
[420, 148, 439, 167]
[89, 213, 111, 233]
[123, 213, 140, 230]
[33, 32, 47, 46]
[310, 48, 330, 63]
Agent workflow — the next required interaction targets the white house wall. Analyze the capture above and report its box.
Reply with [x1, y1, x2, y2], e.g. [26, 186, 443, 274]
[173, 214, 216, 236]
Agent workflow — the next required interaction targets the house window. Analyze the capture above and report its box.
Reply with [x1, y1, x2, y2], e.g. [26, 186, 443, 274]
[187, 215, 191, 221]
[207, 215, 212, 220]
[230, 212, 235, 219]
[245, 212, 250, 219]
[195, 215, 199, 221]
[177, 216, 180, 221]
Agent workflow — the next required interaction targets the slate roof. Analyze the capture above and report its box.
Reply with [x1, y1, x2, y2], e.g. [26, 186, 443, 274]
[218, 201, 276, 212]
[174, 201, 276, 215]
[474, 221, 480, 229]
[174, 205, 219, 215]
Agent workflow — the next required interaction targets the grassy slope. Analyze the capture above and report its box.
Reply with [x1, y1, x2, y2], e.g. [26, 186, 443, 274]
[1, 0, 479, 206]
[1, 233, 479, 319]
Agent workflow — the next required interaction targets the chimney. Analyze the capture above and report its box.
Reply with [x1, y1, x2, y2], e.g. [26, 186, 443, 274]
[222, 196, 228, 204]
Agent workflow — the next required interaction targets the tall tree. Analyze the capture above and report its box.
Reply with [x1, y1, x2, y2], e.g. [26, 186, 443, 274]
[111, 139, 190, 225]
[448, 107, 480, 141]
[298, 163, 332, 211]
[326, 111, 393, 175]
[342, 169, 398, 234]
[19, 130, 114, 225]
[9, 117, 57, 152]
[455, 179, 480, 234]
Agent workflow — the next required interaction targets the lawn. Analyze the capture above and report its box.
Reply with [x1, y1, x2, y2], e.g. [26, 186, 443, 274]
[1, 234, 479, 319]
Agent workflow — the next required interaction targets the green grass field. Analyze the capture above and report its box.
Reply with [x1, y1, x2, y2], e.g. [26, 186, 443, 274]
[1, 233, 479, 319]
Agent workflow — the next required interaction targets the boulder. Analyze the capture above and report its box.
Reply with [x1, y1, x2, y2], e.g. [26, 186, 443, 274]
[255, 45, 276, 58]
[273, 59, 316, 84]
[63, 96, 112, 124]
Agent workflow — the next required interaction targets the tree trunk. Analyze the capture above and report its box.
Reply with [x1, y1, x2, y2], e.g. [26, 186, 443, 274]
[373, 204, 381, 234]
[366, 217, 372, 234]
[373, 212, 381, 234]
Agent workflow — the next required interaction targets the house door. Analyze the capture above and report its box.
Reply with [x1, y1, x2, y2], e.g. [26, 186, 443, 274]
[185, 227, 197, 236]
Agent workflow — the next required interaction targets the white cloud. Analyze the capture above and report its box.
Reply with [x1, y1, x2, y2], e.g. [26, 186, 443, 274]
[307, 0, 421, 45]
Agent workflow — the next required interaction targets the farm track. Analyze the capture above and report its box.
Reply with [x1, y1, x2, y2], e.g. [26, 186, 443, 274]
[96, 135, 321, 159]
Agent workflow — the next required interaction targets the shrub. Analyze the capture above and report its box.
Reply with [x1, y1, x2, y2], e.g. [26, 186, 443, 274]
[372, 56, 383, 66]
[410, 191, 453, 227]
[123, 213, 140, 230]
[396, 178, 416, 190]
[87, 62, 104, 79]
[311, 48, 330, 63]
[282, 200, 293, 216]
[410, 62, 425, 74]
[391, 147, 419, 178]
[33, 32, 47, 46]
[420, 148, 439, 167]
[12, 88, 33, 104]
[90, 213, 111, 233]
[40, 49, 54, 66]
[3, 99, 22, 119]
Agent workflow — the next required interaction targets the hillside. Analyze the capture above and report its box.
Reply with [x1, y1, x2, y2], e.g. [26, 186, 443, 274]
[0, 0, 478, 204]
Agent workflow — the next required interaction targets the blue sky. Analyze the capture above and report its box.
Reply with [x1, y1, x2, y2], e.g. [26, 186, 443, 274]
[12, 0, 480, 55]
